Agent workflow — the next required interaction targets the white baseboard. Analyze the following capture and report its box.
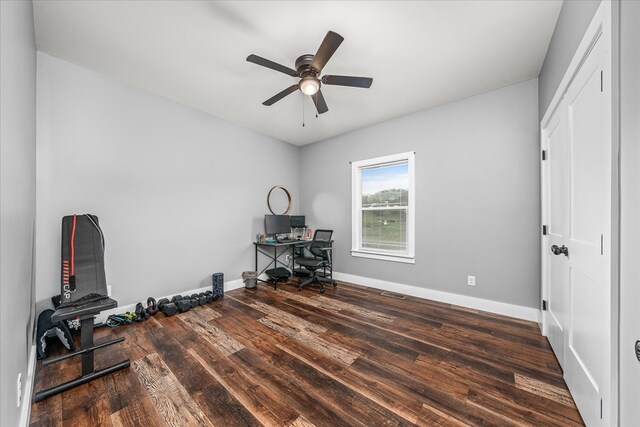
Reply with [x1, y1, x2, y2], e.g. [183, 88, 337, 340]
[95, 278, 244, 324]
[333, 272, 539, 322]
[19, 344, 36, 427]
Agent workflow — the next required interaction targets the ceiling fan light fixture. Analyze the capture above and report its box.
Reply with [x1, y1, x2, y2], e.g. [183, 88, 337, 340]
[299, 77, 320, 96]
[247, 30, 372, 114]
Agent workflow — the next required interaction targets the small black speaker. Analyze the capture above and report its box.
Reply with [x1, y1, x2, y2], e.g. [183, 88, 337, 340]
[212, 272, 224, 300]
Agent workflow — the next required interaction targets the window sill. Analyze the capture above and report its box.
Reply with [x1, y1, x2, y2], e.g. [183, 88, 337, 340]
[351, 250, 415, 264]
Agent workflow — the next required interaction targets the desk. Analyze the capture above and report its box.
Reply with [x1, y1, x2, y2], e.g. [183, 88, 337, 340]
[253, 240, 307, 285]
[253, 239, 333, 287]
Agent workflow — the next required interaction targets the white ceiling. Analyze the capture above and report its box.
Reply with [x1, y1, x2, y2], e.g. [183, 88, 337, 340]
[32, 1, 562, 146]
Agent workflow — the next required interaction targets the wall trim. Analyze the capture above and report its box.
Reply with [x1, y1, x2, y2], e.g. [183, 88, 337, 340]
[541, 2, 606, 127]
[19, 345, 36, 427]
[351, 251, 416, 264]
[333, 272, 539, 322]
[95, 279, 244, 324]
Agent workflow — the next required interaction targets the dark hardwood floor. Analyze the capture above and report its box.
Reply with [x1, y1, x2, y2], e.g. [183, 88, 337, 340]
[30, 281, 584, 426]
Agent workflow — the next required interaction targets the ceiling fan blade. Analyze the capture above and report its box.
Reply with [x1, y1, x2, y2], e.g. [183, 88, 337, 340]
[310, 31, 344, 73]
[262, 85, 299, 106]
[311, 90, 329, 114]
[247, 54, 297, 77]
[322, 75, 373, 88]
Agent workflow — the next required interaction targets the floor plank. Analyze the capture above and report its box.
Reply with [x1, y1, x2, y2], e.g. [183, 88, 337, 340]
[30, 280, 584, 426]
[133, 352, 214, 426]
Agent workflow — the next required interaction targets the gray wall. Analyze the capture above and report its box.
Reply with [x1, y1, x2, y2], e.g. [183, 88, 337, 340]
[300, 79, 540, 308]
[0, 1, 37, 425]
[618, 0, 640, 423]
[538, 0, 601, 118]
[35, 53, 300, 311]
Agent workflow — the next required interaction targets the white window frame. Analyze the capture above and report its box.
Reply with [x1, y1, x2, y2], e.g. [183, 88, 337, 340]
[351, 151, 415, 264]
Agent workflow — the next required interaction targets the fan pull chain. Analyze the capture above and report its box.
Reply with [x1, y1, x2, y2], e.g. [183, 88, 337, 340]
[302, 94, 305, 127]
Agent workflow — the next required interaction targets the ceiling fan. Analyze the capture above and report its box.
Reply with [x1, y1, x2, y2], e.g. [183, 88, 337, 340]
[246, 31, 373, 114]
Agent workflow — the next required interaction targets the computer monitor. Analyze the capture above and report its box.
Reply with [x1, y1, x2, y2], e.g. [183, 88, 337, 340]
[264, 215, 290, 236]
[290, 215, 306, 228]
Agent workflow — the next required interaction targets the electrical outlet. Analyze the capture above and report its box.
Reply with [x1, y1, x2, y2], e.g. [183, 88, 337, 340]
[467, 276, 476, 286]
[16, 373, 22, 408]
[107, 285, 112, 296]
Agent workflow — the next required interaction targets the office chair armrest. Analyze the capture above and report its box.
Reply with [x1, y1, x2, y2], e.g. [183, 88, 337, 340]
[293, 243, 307, 257]
[318, 247, 332, 262]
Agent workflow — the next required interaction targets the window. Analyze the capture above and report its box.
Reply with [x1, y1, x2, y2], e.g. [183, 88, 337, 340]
[351, 152, 415, 263]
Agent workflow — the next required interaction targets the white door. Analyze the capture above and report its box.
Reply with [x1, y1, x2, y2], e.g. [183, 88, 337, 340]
[563, 37, 610, 426]
[543, 107, 569, 368]
[542, 33, 611, 426]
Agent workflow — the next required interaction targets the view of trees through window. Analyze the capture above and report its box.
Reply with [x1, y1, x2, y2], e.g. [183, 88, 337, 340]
[360, 163, 409, 252]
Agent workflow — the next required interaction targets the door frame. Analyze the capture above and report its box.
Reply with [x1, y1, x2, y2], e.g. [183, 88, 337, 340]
[618, 0, 640, 424]
[540, 103, 569, 367]
[540, 2, 618, 425]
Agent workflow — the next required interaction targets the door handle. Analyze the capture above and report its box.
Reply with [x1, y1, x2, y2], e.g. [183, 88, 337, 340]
[551, 245, 569, 256]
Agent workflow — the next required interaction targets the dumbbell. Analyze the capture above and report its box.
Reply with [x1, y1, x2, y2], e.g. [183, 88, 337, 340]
[207, 288, 221, 301]
[199, 291, 211, 304]
[157, 298, 170, 310]
[203, 290, 214, 303]
[197, 293, 208, 305]
[176, 298, 191, 313]
[190, 294, 202, 307]
[157, 297, 178, 316]
[200, 290, 217, 303]
[170, 295, 192, 313]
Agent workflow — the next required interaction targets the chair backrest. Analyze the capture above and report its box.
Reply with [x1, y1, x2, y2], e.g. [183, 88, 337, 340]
[309, 229, 333, 258]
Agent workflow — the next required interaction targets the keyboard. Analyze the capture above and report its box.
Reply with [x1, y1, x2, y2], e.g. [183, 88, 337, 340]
[277, 238, 297, 243]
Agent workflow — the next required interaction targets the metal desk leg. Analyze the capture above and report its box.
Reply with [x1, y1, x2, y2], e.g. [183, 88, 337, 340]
[273, 246, 277, 289]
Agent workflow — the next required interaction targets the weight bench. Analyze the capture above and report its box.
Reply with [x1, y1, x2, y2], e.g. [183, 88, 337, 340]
[34, 298, 130, 402]
[34, 214, 130, 402]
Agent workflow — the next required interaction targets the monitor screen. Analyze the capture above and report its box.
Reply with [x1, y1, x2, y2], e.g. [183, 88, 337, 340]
[290, 215, 306, 228]
[265, 215, 290, 236]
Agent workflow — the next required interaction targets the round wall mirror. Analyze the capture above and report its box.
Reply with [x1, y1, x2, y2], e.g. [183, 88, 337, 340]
[267, 186, 292, 215]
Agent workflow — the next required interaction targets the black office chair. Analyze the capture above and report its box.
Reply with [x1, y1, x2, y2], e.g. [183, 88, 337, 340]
[295, 229, 335, 293]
